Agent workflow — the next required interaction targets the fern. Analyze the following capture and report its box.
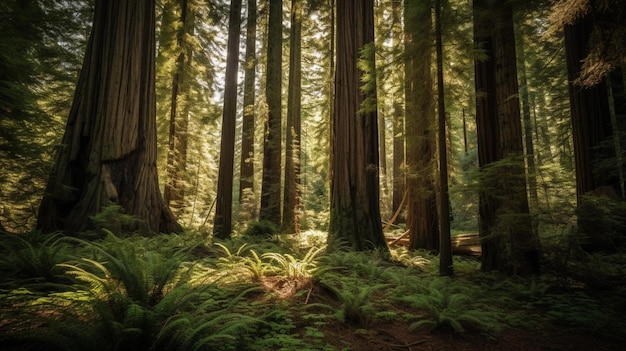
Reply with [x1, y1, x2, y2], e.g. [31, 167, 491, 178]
[0, 231, 73, 290]
[262, 246, 323, 279]
[400, 277, 503, 335]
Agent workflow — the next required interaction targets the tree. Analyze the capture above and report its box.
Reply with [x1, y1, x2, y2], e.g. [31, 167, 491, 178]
[239, 0, 258, 216]
[557, 1, 625, 250]
[473, 0, 539, 275]
[163, 0, 196, 216]
[435, 0, 453, 276]
[283, 0, 303, 234]
[404, 0, 439, 251]
[259, 0, 283, 226]
[37, 0, 181, 235]
[328, 0, 388, 252]
[214, 0, 243, 239]
[390, 0, 406, 223]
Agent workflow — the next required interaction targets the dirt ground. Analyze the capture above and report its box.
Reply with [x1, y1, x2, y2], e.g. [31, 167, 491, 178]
[308, 320, 624, 351]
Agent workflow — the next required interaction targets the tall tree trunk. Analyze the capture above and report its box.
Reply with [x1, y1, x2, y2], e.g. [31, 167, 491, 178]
[328, 0, 388, 252]
[565, 15, 616, 201]
[474, 0, 539, 275]
[564, 11, 621, 252]
[259, 0, 283, 225]
[391, 0, 405, 223]
[239, 0, 257, 215]
[474, 0, 500, 270]
[283, 0, 302, 233]
[435, 0, 453, 276]
[37, 0, 181, 235]
[405, 0, 439, 251]
[164, 0, 195, 217]
[214, 0, 242, 239]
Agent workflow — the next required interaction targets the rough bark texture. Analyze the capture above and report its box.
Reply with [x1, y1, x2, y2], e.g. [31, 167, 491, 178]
[474, 0, 539, 275]
[564, 15, 615, 201]
[435, 0, 453, 276]
[283, 0, 302, 234]
[239, 0, 257, 211]
[37, 0, 181, 235]
[404, 0, 439, 251]
[564, 10, 622, 252]
[328, 0, 388, 252]
[259, 0, 283, 225]
[214, 0, 242, 239]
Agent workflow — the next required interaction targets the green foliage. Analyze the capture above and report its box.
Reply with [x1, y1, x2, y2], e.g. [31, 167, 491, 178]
[89, 204, 139, 235]
[262, 246, 323, 280]
[243, 220, 280, 238]
[0, 231, 74, 290]
[399, 277, 503, 335]
[576, 191, 626, 251]
[333, 283, 390, 325]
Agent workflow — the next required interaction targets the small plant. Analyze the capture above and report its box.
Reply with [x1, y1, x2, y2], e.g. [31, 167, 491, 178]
[262, 246, 323, 280]
[243, 220, 280, 238]
[89, 203, 138, 234]
[400, 277, 502, 335]
[0, 231, 73, 290]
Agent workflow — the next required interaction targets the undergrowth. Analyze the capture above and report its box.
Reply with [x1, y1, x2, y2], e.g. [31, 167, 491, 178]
[1, 227, 625, 350]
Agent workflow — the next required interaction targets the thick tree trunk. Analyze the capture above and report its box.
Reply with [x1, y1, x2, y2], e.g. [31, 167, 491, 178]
[564, 12, 622, 252]
[474, 0, 501, 269]
[283, 0, 303, 234]
[564, 15, 615, 201]
[404, 0, 439, 251]
[259, 0, 283, 225]
[474, 0, 539, 275]
[328, 0, 388, 252]
[214, 0, 242, 239]
[37, 0, 181, 235]
[239, 0, 257, 213]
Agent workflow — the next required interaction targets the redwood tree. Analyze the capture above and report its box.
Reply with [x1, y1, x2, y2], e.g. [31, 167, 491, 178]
[239, 0, 257, 214]
[214, 0, 243, 239]
[328, 0, 388, 252]
[404, 0, 439, 251]
[283, 0, 303, 234]
[259, 0, 283, 225]
[37, 0, 181, 234]
[473, 0, 539, 275]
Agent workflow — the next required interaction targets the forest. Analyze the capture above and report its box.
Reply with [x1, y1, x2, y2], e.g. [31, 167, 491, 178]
[1, 0, 625, 349]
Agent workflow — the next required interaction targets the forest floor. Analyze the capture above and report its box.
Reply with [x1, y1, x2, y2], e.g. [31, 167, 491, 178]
[2, 229, 625, 351]
[265, 277, 626, 351]
[308, 319, 625, 350]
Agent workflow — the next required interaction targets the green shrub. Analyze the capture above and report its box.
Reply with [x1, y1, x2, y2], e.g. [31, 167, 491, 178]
[243, 220, 280, 239]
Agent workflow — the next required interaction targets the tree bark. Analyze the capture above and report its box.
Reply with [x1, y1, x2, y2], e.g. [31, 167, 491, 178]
[283, 0, 303, 234]
[404, 0, 439, 251]
[474, 0, 539, 275]
[328, 0, 388, 252]
[564, 14, 616, 202]
[214, 0, 243, 239]
[259, 0, 283, 226]
[435, 0, 453, 276]
[37, 0, 181, 235]
[239, 0, 257, 214]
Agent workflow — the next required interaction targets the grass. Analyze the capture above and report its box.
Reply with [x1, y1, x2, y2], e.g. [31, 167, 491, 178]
[1, 228, 625, 350]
